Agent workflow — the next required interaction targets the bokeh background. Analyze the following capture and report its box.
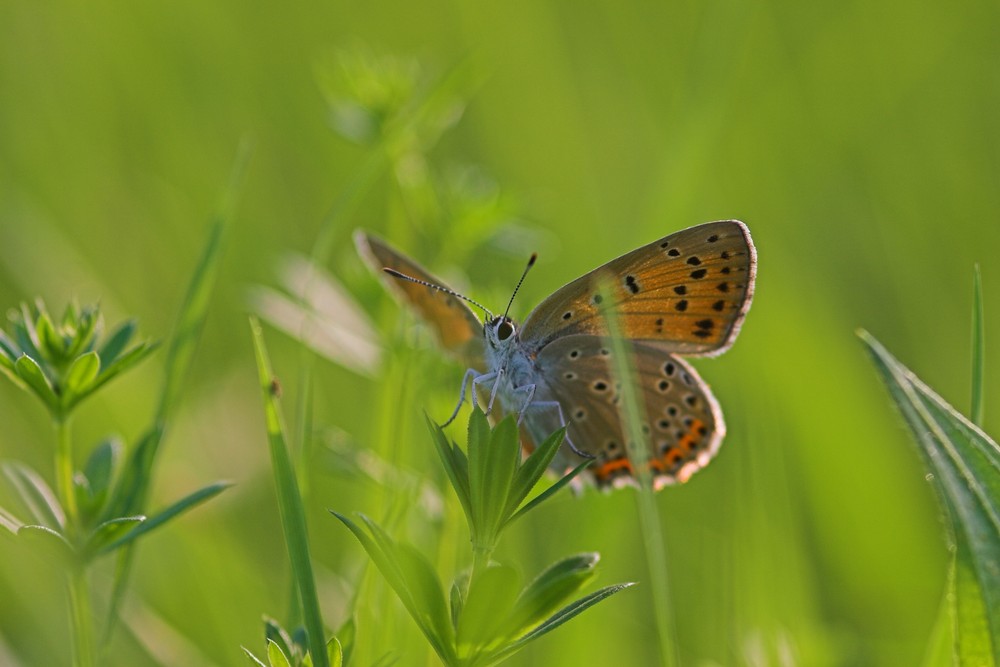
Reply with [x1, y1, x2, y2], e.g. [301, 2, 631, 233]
[2, 1, 999, 665]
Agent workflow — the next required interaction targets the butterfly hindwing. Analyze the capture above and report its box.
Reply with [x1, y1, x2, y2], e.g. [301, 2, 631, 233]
[519, 220, 755, 357]
[523, 334, 724, 489]
[354, 231, 485, 368]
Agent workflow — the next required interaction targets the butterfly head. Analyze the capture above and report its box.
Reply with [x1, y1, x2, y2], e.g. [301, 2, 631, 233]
[485, 315, 518, 349]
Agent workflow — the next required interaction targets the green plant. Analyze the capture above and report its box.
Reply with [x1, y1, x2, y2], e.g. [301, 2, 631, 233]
[861, 268, 999, 666]
[333, 410, 633, 667]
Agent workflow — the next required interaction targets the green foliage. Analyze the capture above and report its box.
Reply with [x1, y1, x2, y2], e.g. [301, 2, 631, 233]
[334, 410, 633, 667]
[0, 301, 155, 421]
[242, 617, 345, 667]
[861, 329, 1000, 665]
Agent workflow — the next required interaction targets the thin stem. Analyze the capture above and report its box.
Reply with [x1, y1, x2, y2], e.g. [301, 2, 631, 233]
[55, 417, 78, 532]
[469, 547, 492, 597]
[68, 566, 95, 667]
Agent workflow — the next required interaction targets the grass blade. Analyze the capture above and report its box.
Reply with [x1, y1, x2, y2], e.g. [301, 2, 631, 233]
[596, 276, 678, 667]
[860, 329, 1000, 665]
[251, 318, 330, 667]
[971, 264, 984, 427]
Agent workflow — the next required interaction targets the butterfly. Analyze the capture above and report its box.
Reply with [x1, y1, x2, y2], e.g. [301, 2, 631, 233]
[355, 220, 756, 490]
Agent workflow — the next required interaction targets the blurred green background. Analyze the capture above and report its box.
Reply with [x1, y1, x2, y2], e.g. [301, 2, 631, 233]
[1, 1, 998, 665]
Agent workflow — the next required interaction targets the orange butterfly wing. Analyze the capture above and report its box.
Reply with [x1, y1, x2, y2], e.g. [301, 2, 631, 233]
[354, 231, 485, 369]
[519, 220, 756, 357]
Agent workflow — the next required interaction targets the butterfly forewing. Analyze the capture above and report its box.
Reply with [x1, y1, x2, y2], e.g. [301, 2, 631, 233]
[523, 335, 724, 489]
[520, 220, 755, 357]
[354, 231, 485, 368]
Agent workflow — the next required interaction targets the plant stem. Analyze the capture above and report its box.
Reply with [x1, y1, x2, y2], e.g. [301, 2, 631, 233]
[469, 546, 492, 595]
[55, 417, 79, 531]
[68, 566, 95, 667]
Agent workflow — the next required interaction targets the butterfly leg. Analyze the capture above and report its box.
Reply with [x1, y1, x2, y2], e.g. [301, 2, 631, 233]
[520, 396, 595, 460]
[507, 383, 594, 459]
[485, 367, 504, 415]
[443, 369, 496, 427]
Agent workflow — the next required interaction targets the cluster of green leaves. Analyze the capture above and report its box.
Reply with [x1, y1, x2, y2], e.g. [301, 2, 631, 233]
[0, 301, 155, 422]
[861, 269, 999, 666]
[334, 410, 632, 667]
[243, 617, 346, 667]
[0, 150, 242, 667]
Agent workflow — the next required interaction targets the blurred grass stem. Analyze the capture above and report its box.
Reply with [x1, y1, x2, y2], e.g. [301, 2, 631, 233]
[55, 417, 78, 528]
[597, 277, 679, 667]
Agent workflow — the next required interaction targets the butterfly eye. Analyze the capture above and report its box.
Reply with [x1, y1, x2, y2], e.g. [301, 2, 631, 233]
[497, 320, 514, 341]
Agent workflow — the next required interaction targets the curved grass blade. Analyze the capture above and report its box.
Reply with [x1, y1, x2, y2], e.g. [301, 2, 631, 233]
[860, 329, 1000, 665]
[2, 461, 65, 529]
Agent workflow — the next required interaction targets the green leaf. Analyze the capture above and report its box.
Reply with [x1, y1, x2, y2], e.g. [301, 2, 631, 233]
[504, 427, 568, 520]
[267, 639, 293, 667]
[466, 409, 492, 543]
[0, 329, 22, 362]
[64, 351, 100, 397]
[14, 354, 58, 412]
[0, 506, 24, 535]
[83, 516, 145, 557]
[331, 511, 456, 664]
[251, 318, 330, 667]
[86, 342, 158, 399]
[1, 461, 65, 529]
[98, 320, 137, 369]
[98, 481, 230, 554]
[503, 553, 598, 639]
[79, 437, 121, 520]
[860, 330, 1000, 664]
[264, 617, 297, 666]
[954, 528, 995, 665]
[481, 416, 520, 538]
[35, 310, 64, 362]
[490, 583, 636, 664]
[427, 415, 472, 525]
[333, 616, 355, 667]
[457, 563, 521, 650]
[65, 305, 102, 360]
[241, 647, 269, 667]
[326, 637, 343, 667]
[105, 425, 162, 519]
[508, 457, 590, 526]
[18, 524, 75, 564]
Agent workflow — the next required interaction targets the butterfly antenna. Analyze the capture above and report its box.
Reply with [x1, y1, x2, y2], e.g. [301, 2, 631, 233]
[382, 268, 494, 320]
[502, 253, 537, 321]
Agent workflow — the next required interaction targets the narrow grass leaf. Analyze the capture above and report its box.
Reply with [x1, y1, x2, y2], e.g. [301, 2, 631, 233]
[87, 342, 158, 398]
[98, 481, 230, 554]
[252, 319, 330, 667]
[2, 462, 65, 529]
[971, 265, 984, 427]
[861, 330, 1000, 664]
[597, 277, 681, 667]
